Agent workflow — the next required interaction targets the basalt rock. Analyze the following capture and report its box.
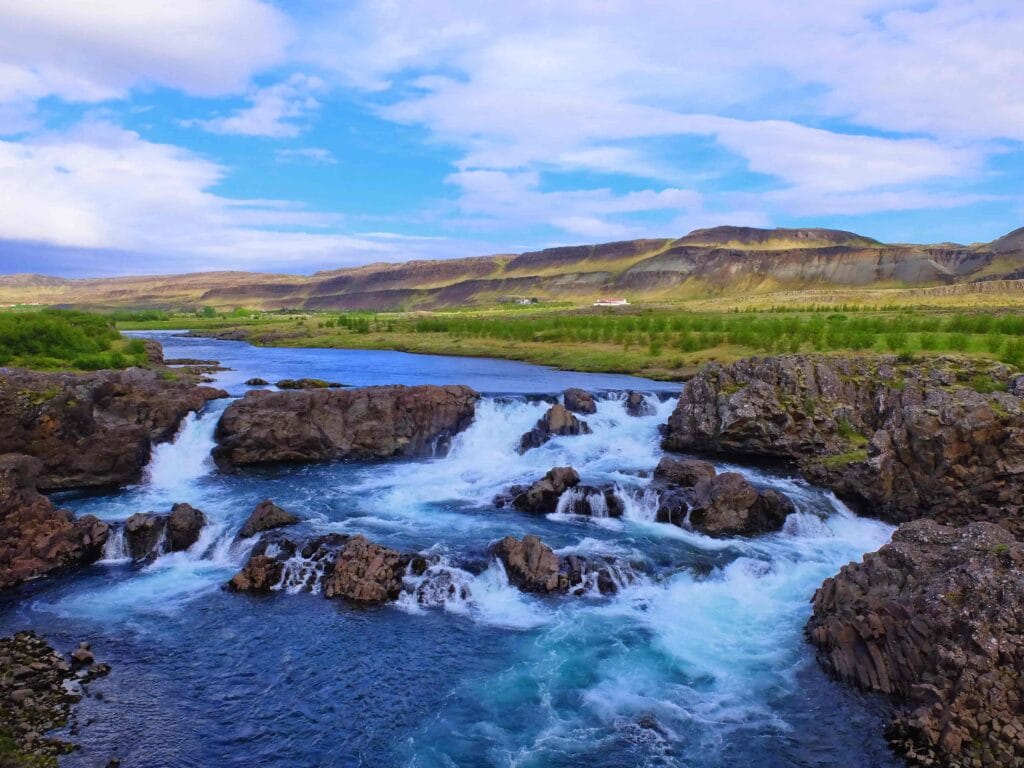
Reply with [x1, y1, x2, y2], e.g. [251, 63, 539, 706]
[517, 403, 592, 453]
[807, 519, 1024, 767]
[653, 456, 716, 487]
[663, 354, 1024, 533]
[495, 467, 580, 514]
[491, 535, 568, 594]
[0, 454, 109, 590]
[625, 391, 655, 417]
[0, 367, 226, 491]
[563, 387, 597, 415]
[213, 384, 478, 469]
[166, 503, 206, 551]
[238, 499, 300, 538]
[688, 472, 795, 537]
[123, 503, 206, 560]
[322, 535, 409, 603]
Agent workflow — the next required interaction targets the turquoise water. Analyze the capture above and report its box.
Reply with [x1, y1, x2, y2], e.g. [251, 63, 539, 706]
[0, 335, 899, 767]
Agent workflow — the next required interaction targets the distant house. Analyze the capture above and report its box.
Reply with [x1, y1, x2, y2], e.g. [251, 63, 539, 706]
[592, 297, 630, 307]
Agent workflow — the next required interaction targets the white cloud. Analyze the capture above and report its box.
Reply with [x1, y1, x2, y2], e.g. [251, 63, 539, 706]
[189, 74, 326, 138]
[275, 147, 337, 165]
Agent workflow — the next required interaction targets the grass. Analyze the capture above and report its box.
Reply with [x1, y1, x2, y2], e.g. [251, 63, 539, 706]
[115, 304, 1024, 381]
[0, 310, 150, 371]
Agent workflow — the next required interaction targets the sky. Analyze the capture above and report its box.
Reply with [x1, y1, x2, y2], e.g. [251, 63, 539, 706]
[0, 1, 1022, 277]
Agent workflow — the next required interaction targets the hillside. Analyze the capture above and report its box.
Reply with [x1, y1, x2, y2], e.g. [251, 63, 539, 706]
[2, 226, 1023, 311]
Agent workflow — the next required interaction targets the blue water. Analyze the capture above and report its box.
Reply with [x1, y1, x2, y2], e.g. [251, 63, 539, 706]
[0, 335, 900, 767]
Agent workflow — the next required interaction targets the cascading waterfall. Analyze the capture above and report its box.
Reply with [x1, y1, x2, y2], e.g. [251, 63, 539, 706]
[144, 401, 227, 492]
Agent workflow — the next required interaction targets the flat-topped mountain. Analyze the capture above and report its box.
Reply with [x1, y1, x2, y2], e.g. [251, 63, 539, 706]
[1, 225, 1022, 311]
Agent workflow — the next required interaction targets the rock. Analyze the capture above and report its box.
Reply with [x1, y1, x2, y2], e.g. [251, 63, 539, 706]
[275, 378, 345, 390]
[663, 354, 1024, 532]
[807, 519, 1024, 767]
[70, 643, 94, 668]
[238, 500, 300, 538]
[228, 554, 286, 592]
[322, 535, 409, 603]
[214, 384, 478, 469]
[0, 368, 226, 491]
[166, 503, 206, 552]
[563, 387, 597, 414]
[504, 467, 580, 514]
[245, 377, 269, 386]
[0, 454, 109, 590]
[517, 404, 592, 453]
[653, 456, 716, 487]
[688, 472, 794, 537]
[625, 391, 655, 417]
[492, 535, 567, 594]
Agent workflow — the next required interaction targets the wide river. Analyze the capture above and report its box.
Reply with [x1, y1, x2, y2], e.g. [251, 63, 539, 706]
[0, 332, 900, 767]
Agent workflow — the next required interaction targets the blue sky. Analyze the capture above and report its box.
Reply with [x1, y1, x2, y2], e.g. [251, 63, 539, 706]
[0, 0, 1021, 277]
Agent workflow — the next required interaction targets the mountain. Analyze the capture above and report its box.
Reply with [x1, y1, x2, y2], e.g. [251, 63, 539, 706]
[2, 226, 1022, 311]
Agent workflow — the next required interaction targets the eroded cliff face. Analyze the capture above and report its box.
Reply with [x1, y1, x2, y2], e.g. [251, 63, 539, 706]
[807, 520, 1024, 767]
[663, 354, 1024, 534]
[213, 384, 479, 469]
[0, 367, 227, 490]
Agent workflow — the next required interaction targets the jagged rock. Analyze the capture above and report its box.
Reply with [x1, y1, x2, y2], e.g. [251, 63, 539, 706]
[124, 504, 206, 560]
[226, 535, 295, 592]
[497, 467, 580, 514]
[0, 367, 226, 491]
[0, 454, 109, 590]
[807, 519, 1024, 767]
[688, 472, 794, 537]
[653, 456, 716, 487]
[214, 384, 478, 469]
[492, 535, 568, 594]
[238, 500, 300, 538]
[563, 387, 597, 414]
[517, 404, 592, 453]
[625, 391, 655, 417]
[663, 354, 1024, 532]
[166, 503, 206, 551]
[322, 535, 409, 603]
[245, 377, 269, 386]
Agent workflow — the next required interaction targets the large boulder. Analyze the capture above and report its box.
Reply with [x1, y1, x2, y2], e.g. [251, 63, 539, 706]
[0, 368, 225, 490]
[807, 519, 1024, 767]
[497, 467, 580, 514]
[491, 535, 568, 594]
[322, 535, 409, 603]
[688, 473, 794, 537]
[166, 503, 206, 551]
[563, 388, 597, 414]
[518, 404, 592, 453]
[238, 499, 300, 538]
[213, 384, 478, 469]
[0, 454, 109, 590]
[653, 456, 716, 487]
[663, 354, 1024, 532]
[625, 391, 655, 417]
[123, 503, 206, 560]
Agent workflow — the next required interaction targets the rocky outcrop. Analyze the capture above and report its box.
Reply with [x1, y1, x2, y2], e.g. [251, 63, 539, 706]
[0, 367, 226, 490]
[275, 378, 345, 390]
[495, 467, 580, 514]
[625, 391, 655, 417]
[123, 503, 206, 560]
[807, 519, 1024, 767]
[687, 472, 794, 537]
[518, 404, 592, 453]
[491, 535, 635, 595]
[653, 456, 716, 487]
[663, 354, 1024, 533]
[238, 499, 299, 538]
[213, 384, 478, 469]
[0, 631, 111, 765]
[0, 454, 109, 591]
[563, 388, 597, 414]
[321, 535, 409, 603]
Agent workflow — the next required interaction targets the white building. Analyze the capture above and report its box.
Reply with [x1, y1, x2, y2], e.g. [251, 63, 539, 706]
[592, 297, 630, 307]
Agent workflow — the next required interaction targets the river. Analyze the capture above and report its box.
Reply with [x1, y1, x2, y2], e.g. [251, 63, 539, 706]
[0, 332, 900, 767]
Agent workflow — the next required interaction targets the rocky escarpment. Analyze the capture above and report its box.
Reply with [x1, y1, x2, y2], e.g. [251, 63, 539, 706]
[663, 354, 1024, 533]
[807, 520, 1024, 767]
[0, 454, 109, 591]
[0, 631, 111, 765]
[213, 384, 478, 469]
[0, 367, 226, 490]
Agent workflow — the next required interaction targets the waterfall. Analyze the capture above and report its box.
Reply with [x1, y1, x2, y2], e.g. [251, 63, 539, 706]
[144, 401, 228, 492]
[101, 526, 129, 563]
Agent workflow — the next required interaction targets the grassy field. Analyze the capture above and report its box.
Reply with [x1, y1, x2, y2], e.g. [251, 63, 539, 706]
[0, 310, 150, 370]
[118, 304, 1024, 380]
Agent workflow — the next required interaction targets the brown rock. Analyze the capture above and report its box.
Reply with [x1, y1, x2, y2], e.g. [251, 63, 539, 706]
[507, 467, 580, 514]
[0, 454, 109, 590]
[123, 513, 165, 561]
[688, 472, 794, 537]
[491, 535, 567, 594]
[238, 500, 300, 538]
[625, 391, 655, 417]
[321, 535, 408, 603]
[166, 503, 206, 552]
[807, 519, 1024, 767]
[213, 384, 478, 469]
[563, 387, 597, 414]
[518, 404, 592, 452]
[653, 456, 716, 487]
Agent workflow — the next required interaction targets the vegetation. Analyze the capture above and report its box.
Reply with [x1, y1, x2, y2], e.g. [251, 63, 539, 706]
[116, 304, 1024, 380]
[0, 310, 148, 370]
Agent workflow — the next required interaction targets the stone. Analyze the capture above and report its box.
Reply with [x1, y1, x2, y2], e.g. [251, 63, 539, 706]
[166, 503, 206, 552]
[563, 387, 597, 414]
[492, 535, 567, 594]
[238, 500, 300, 538]
[625, 391, 655, 417]
[322, 535, 409, 604]
[688, 472, 794, 537]
[504, 467, 580, 514]
[653, 456, 717, 487]
[245, 377, 269, 386]
[275, 378, 345, 390]
[517, 404, 592, 452]
[214, 384, 478, 469]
